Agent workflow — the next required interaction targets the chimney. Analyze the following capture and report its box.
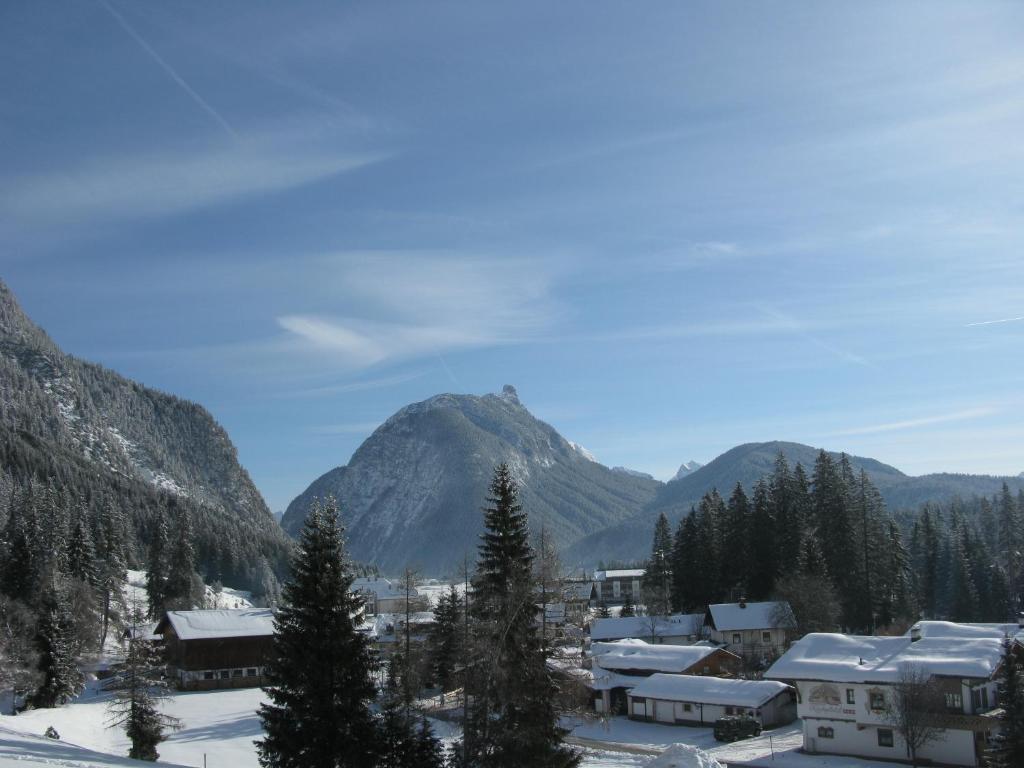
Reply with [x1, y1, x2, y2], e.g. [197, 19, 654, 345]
[910, 624, 922, 642]
[738, 597, 747, 609]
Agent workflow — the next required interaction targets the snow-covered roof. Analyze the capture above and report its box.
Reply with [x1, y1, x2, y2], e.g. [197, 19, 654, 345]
[564, 582, 595, 601]
[594, 569, 645, 580]
[766, 632, 1006, 684]
[592, 640, 729, 673]
[628, 673, 792, 708]
[160, 609, 275, 641]
[908, 620, 1020, 641]
[350, 577, 419, 600]
[590, 613, 705, 641]
[707, 601, 793, 631]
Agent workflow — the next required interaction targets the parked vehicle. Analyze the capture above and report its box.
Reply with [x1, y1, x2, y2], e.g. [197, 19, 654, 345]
[713, 715, 762, 742]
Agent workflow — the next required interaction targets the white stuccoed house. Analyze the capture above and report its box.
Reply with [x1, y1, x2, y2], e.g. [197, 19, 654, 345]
[704, 599, 795, 659]
[766, 622, 1020, 767]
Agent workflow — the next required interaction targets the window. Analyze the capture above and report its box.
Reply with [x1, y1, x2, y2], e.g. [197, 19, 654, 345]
[683, 703, 692, 712]
[732, 633, 742, 644]
[846, 689, 855, 705]
[762, 631, 772, 643]
[203, 671, 214, 680]
[232, 669, 243, 678]
[246, 668, 258, 677]
[869, 691, 886, 711]
[725, 706, 734, 715]
[877, 729, 894, 748]
[220, 670, 230, 680]
[945, 692, 962, 711]
[817, 726, 834, 739]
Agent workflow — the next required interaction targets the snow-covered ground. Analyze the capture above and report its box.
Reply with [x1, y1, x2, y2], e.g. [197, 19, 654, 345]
[2, 682, 899, 768]
[124, 570, 254, 613]
[0, 724, 191, 768]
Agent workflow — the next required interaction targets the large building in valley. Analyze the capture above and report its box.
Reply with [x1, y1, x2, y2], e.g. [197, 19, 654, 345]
[155, 609, 276, 690]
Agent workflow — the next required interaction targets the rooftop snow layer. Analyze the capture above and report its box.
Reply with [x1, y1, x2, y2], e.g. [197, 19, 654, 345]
[706, 601, 793, 631]
[908, 620, 1020, 640]
[628, 673, 791, 708]
[590, 613, 705, 641]
[594, 569, 646, 580]
[765, 632, 1006, 683]
[162, 609, 275, 641]
[592, 641, 725, 673]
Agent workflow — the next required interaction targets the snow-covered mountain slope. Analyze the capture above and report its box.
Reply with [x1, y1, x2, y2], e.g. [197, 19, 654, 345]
[0, 280, 292, 591]
[282, 386, 662, 574]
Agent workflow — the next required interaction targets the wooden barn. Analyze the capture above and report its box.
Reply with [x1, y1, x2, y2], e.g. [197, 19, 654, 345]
[155, 609, 276, 690]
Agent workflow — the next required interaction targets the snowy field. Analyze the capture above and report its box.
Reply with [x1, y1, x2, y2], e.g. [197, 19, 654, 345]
[1, 683, 896, 768]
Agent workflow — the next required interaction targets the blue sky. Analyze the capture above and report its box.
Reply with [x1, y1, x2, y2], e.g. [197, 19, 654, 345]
[2, 1, 1023, 512]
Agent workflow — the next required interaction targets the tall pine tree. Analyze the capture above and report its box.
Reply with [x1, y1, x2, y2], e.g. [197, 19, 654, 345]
[463, 464, 579, 768]
[257, 497, 379, 768]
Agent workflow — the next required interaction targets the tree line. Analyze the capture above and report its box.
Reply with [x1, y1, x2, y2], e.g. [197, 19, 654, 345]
[643, 450, 1024, 635]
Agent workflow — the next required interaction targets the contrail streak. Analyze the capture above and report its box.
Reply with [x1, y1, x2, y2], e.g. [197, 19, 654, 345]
[98, 0, 236, 138]
[966, 316, 1024, 327]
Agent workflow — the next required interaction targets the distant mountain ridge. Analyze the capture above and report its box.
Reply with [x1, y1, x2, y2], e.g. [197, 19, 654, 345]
[0, 279, 291, 590]
[286, 389, 1024, 575]
[564, 440, 1024, 565]
[281, 385, 661, 574]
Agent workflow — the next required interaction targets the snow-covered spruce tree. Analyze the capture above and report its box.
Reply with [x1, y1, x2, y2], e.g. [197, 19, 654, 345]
[106, 610, 181, 761]
[427, 584, 462, 701]
[257, 496, 379, 768]
[31, 585, 83, 708]
[378, 658, 445, 768]
[462, 463, 580, 768]
[642, 513, 672, 617]
[164, 504, 203, 611]
[145, 512, 170, 620]
[987, 638, 1024, 767]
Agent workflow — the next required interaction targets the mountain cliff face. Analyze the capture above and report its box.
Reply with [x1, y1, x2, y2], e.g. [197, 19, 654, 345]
[564, 440, 1024, 565]
[281, 385, 661, 574]
[0, 279, 291, 590]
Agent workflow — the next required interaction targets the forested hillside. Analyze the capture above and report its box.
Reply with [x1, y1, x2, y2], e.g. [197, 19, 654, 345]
[0, 279, 291, 597]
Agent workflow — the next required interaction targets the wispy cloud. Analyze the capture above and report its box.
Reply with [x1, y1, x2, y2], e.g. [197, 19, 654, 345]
[99, 0, 236, 137]
[832, 406, 997, 436]
[246, 252, 561, 373]
[966, 316, 1024, 327]
[280, 370, 426, 399]
[1, 125, 386, 228]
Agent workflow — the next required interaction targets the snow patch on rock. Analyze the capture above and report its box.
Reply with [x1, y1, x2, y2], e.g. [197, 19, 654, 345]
[569, 441, 599, 463]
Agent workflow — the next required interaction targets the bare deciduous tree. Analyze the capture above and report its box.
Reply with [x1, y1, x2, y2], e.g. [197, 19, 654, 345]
[884, 663, 947, 767]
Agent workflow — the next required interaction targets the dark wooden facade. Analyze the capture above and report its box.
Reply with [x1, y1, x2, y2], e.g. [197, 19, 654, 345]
[156, 613, 275, 690]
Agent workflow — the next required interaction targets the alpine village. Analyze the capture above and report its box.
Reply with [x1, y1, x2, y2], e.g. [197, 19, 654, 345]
[2, 4, 1024, 768]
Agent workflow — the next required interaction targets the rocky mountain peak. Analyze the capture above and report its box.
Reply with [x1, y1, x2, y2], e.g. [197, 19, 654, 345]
[499, 383, 520, 405]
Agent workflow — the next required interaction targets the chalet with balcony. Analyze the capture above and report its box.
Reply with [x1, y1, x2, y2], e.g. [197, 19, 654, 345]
[155, 609, 276, 690]
[766, 624, 1018, 767]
